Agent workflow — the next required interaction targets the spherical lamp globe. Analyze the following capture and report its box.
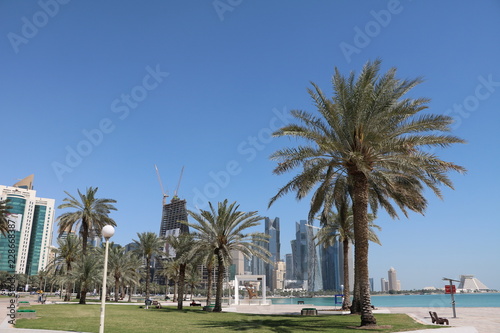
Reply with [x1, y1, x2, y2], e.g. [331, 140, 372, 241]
[102, 225, 115, 240]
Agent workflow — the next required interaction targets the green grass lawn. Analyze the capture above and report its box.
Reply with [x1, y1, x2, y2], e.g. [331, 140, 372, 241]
[15, 304, 440, 333]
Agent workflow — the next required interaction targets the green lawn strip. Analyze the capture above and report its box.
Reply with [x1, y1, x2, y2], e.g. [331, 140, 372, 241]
[15, 304, 441, 333]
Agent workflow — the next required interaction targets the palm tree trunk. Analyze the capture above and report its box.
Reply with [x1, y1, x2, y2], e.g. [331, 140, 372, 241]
[351, 172, 376, 326]
[173, 282, 178, 302]
[64, 280, 71, 301]
[79, 282, 87, 304]
[341, 239, 351, 311]
[115, 277, 120, 302]
[145, 257, 151, 300]
[350, 274, 361, 314]
[177, 263, 186, 310]
[206, 264, 213, 306]
[127, 284, 133, 302]
[214, 253, 225, 312]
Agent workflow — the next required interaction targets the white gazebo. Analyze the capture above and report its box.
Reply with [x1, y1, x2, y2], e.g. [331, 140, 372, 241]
[233, 275, 267, 305]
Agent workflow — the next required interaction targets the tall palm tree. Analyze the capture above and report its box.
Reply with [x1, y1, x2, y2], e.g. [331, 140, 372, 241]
[311, 174, 383, 313]
[156, 258, 173, 299]
[269, 59, 465, 326]
[164, 260, 180, 302]
[166, 233, 195, 310]
[57, 187, 117, 254]
[57, 187, 116, 305]
[71, 250, 102, 304]
[185, 264, 201, 301]
[133, 232, 164, 300]
[52, 234, 82, 301]
[0, 199, 12, 236]
[185, 199, 271, 312]
[121, 253, 141, 302]
[315, 208, 381, 311]
[182, 231, 217, 306]
[106, 244, 140, 302]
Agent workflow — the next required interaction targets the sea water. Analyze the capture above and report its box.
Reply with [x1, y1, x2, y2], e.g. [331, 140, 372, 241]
[271, 293, 500, 307]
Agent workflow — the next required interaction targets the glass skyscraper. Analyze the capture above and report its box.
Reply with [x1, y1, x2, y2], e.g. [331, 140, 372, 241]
[290, 220, 349, 292]
[264, 217, 280, 291]
[0, 175, 54, 275]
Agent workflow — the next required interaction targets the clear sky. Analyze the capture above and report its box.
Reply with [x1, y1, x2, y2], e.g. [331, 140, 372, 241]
[1, 0, 499, 291]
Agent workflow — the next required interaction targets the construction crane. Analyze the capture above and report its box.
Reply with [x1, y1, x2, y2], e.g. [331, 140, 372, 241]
[154, 164, 169, 205]
[173, 166, 184, 198]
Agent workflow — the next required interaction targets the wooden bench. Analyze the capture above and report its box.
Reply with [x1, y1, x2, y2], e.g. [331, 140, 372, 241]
[301, 308, 317, 316]
[429, 311, 449, 325]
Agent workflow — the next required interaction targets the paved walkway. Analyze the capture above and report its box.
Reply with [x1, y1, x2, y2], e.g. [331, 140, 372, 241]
[1, 296, 486, 333]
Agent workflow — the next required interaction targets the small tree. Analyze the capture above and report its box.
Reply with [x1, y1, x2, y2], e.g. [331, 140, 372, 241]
[185, 200, 271, 312]
[133, 232, 165, 301]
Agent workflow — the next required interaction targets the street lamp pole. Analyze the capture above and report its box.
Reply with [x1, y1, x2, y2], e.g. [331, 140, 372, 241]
[99, 225, 115, 333]
[443, 277, 460, 318]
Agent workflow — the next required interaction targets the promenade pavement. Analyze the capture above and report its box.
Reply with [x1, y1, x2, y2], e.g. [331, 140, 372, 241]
[1, 296, 488, 333]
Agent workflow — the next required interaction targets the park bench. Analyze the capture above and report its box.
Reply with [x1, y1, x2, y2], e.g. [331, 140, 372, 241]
[190, 301, 202, 306]
[297, 300, 304, 304]
[429, 311, 449, 325]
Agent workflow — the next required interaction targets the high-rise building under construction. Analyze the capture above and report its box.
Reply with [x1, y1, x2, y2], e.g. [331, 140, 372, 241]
[159, 197, 189, 238]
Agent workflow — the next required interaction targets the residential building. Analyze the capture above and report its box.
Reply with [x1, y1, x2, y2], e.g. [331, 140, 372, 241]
[381, 278, 388, 292]
[229, 249, 245, 280]
[274, 260, 286, 290]
[388, 267, 400, 291]
[0, 175, 55, 275]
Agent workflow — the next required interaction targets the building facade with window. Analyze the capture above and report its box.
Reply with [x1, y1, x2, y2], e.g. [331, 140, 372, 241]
[0, 175, 54, 275]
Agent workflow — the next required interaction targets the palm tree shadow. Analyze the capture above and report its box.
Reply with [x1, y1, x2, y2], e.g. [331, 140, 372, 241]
[196, 315, 330, 332]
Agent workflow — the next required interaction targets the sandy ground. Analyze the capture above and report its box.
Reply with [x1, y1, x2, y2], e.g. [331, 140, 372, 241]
[386, 307, 500, 333]
[1, 296, 498, 332]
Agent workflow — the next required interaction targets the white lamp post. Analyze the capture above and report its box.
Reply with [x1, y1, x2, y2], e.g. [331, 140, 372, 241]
[99, 225, 115, 333]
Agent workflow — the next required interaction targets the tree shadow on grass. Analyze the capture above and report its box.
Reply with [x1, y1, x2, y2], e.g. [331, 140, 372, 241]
[195, 315, 332, 332]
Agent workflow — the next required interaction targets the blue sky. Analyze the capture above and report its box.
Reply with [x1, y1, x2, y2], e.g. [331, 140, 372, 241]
[1, 1, 499, 291]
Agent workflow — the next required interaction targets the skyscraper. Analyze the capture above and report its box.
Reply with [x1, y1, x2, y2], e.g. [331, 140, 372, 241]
[388, 267, 400, 291]
[264, 217, 280, 291]
[285, 253, 293, 280]
[159, 197, 189, 238]
[290, 220, 349, 292]
[381, 278, 388, 292]
[0, 175, 54, 275]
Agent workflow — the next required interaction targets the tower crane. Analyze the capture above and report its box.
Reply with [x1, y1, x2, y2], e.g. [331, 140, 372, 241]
[173, 166, 184, 198]
[154, 164, 168, 205]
